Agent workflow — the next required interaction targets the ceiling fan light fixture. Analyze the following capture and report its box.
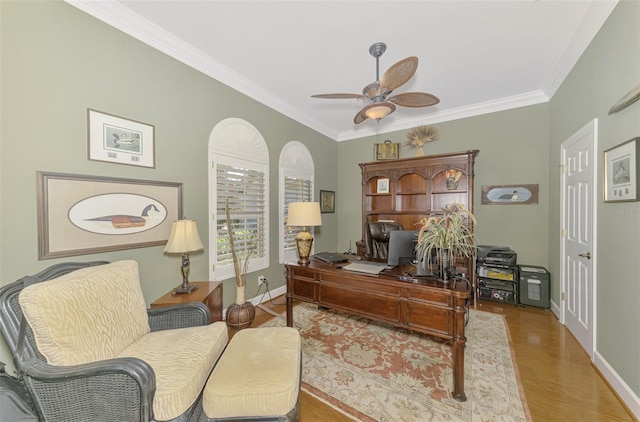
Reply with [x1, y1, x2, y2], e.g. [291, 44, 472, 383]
[363, 102, 396, 121]
[314, 43, 438, 124]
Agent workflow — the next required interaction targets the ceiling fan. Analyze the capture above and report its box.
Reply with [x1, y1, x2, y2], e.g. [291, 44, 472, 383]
[311, 42, 440, 124]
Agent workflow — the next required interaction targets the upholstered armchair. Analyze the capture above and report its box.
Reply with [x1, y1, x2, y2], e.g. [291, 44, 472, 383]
[0, 260, 228, 422]
[364, 221, 404, 260]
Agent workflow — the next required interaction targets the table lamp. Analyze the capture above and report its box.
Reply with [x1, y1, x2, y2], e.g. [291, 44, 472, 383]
[287, 202, 322, 265]
[164, 219, 204, 294]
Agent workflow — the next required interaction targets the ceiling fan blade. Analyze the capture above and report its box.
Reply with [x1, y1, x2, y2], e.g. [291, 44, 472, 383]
[389, 92, 440, 108]
[354, 106, 369, 124]
[311, 93, 366, 100]
[380, 56, 418, 92]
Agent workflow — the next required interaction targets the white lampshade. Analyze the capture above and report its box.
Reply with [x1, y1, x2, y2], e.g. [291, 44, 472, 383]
[287, 202, 322, 227]
[164, 219, 204, 253]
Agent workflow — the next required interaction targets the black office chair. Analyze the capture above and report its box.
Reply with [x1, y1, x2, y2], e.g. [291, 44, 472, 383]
[364, 222, 404, 260]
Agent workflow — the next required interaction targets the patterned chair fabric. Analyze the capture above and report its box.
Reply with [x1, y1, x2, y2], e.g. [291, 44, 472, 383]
[0, 260, 228, 422]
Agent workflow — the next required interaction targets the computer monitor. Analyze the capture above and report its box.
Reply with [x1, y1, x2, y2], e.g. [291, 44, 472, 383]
[388, 230, 437, 275]
[387, 230, 419, 267]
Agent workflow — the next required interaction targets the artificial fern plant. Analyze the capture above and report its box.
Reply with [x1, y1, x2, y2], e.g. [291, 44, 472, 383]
[416, 203, 477, 278]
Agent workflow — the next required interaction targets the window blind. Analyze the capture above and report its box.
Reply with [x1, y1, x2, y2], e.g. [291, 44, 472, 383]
[215, 164, 266, 270]
[283, 176, 312, 252]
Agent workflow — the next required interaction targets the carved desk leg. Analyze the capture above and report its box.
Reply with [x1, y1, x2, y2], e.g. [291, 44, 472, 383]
[286, 272, 294, 327]
[452, 296, 468, 402]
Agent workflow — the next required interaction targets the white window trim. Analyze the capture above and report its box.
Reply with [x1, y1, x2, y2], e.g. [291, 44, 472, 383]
[279, 141, 315, 264]
[209, 118, 269, 282]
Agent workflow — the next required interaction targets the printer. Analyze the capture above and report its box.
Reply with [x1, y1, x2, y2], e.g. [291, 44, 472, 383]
[477, 245, 517, 267]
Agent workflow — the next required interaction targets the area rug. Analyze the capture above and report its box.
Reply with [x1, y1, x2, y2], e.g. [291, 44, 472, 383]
[262, 303, 531, 422]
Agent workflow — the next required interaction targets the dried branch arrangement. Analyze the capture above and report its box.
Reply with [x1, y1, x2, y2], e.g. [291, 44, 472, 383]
[225, 197, 250, 288]
[405, 125, 439, 149]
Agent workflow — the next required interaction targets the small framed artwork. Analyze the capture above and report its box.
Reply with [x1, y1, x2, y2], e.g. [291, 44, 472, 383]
[319, 190, 335, 213]
[88, 108, 155, 168]
[374, 140, 400, 161]
[604, 137, 639, 202]
[481, 184, 539, 205]
[377, 178, 390, 194]
[37, 172, 182, 259]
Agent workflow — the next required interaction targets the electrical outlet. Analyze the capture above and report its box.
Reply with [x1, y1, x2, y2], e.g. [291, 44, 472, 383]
[258, 275, 267, 285]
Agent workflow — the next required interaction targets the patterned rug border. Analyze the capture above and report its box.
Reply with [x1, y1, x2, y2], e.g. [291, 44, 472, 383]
[260, 304, 531, 422]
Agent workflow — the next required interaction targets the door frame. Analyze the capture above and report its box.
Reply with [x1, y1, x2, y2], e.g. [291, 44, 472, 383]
[559, 118, 598, 359]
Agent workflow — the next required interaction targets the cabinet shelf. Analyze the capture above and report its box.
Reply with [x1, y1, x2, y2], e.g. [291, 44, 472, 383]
[432, 189, 467, 195]
[359, 151, 479, 303]
[477, 264, 518, 305]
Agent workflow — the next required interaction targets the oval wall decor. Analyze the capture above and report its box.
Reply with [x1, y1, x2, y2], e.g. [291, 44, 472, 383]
[481, 184, 539, 205]
[69, 193, 167, 234]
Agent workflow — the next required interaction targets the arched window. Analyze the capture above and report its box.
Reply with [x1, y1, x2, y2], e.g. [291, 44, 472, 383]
[209, 118, 269, 281]
[279, 141, 314, 263]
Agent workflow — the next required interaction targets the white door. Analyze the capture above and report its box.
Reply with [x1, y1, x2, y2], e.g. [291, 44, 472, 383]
[561, 119, 597, 357]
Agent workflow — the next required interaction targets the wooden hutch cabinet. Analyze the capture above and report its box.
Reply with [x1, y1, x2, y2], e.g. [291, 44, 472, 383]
[357, 150, 479, 279]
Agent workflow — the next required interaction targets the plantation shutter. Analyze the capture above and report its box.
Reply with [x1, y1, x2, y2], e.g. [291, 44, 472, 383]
[278, 141, 315, 263]
[283, 176, 313, 253]
[215, 163, 267, 275]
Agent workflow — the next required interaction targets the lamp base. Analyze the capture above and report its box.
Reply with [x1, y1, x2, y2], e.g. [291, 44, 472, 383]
[295, 229, 314, 266]
[173, 284, 198, 294]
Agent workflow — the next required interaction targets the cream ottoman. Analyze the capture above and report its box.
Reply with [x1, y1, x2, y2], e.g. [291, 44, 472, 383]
[202, 326, 301, 422]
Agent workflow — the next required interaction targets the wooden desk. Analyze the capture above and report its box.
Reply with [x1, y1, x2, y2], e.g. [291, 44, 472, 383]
[285, 258, 469, 401]
[151, 281, 223, 323]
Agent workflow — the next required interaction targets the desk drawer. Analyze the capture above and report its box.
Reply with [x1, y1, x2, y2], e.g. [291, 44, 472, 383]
[320, 272, 400, 296]
[319, 284, 400, 322]
[406, 302, 451, 336]
[407, 288, 451, 306]
[289, 276, 317, 301]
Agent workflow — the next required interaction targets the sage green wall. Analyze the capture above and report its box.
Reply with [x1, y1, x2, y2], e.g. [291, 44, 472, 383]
[338, 0, 640, 404]
[548, 0, 640, 395]
[0, 1, 337, 370]
[337, 103, 550, 266]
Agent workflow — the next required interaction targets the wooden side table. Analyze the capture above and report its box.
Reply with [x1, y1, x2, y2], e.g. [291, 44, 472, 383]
[151, 281, 223, 323]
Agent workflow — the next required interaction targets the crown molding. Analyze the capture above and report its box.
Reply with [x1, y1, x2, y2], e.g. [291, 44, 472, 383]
[335, 90, 550, 142]
[543, 0, 618, 98]
[65, 1, 338, 139]
[65, 0, 616, 143]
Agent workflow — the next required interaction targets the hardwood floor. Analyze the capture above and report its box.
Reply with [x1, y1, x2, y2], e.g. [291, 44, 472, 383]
[237, 296, 635, 421]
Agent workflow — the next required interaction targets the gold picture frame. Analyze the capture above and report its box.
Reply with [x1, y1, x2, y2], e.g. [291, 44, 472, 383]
[374, 140, 400, 161]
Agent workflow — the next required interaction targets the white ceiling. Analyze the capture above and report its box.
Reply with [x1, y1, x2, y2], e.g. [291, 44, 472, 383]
[67, 0, 617, 142]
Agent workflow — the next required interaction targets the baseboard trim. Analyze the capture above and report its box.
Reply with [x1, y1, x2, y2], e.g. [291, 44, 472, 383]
[222, 285, 287, 320]
[550, 298, 561, 320]
[249, 285, 286, 306]
[594, 350, 640, 421]
[550, 299, 638, 420]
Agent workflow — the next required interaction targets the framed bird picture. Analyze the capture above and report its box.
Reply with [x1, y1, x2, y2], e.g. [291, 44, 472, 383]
[604, 137, 639, 202]
[88, 108, 155, 168]
[37, 172, 182, 259]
